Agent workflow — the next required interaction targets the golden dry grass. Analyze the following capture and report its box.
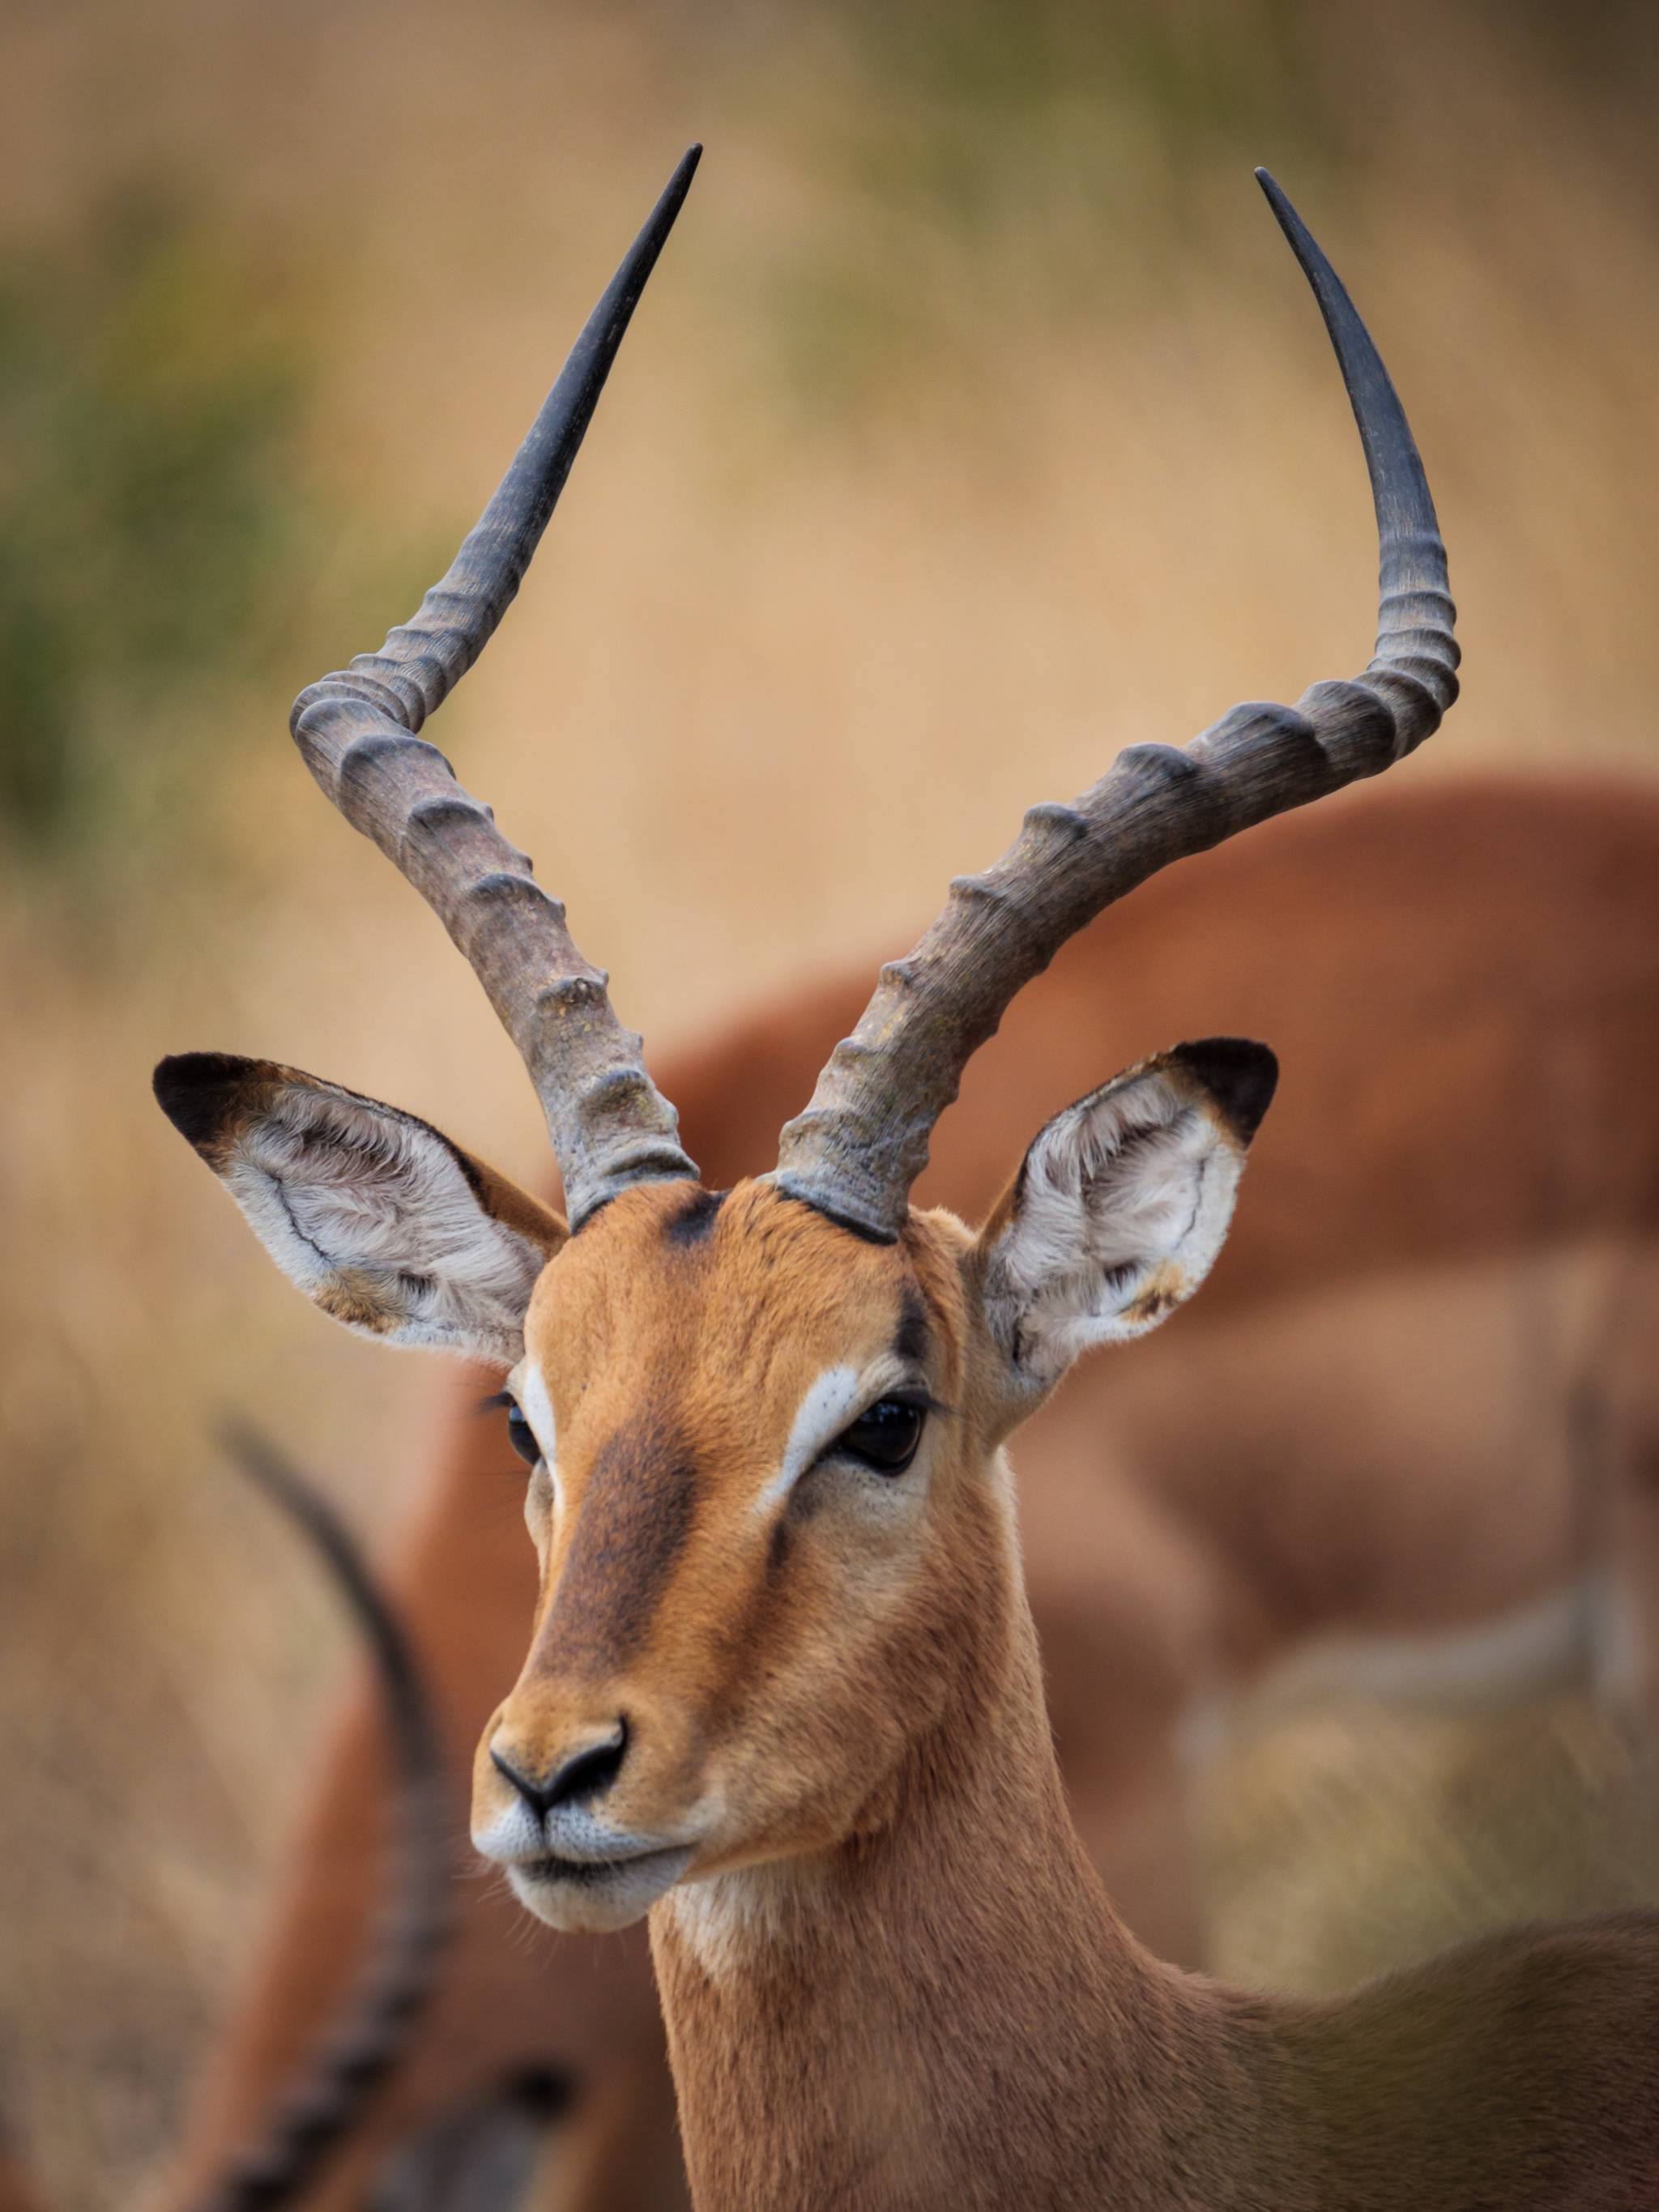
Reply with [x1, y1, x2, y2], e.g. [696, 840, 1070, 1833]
[2, 2, 1657, 2202]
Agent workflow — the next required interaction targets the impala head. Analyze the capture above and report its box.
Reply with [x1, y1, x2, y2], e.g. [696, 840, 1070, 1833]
[156, 153, 1456, 1933]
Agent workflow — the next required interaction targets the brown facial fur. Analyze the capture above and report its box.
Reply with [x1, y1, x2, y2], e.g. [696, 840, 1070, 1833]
[474, 1179, 995, 1879]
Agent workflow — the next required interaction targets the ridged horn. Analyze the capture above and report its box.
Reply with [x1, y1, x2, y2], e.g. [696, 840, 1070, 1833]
[192, 1424, 450, 2212]
[771, 169, 1458, 1243]
[289, 148, 703, 1229]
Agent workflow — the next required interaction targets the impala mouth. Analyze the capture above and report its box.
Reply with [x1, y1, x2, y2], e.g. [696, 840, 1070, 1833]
[519, 1844, 690, 1886]
[505, 1841, 696, 1930]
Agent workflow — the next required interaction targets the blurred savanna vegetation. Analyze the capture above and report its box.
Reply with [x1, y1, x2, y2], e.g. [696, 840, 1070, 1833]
[1, 0, 1657, 2202]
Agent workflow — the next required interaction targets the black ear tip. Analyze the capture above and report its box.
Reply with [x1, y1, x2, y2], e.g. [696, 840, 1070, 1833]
[153, 1051, 259, 1153]
[1171, 1037, 1279, 1146]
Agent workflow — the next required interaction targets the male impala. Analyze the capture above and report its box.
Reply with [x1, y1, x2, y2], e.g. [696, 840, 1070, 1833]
[162, 774, 1659, 2210]
[157, 151, 1659, 2205]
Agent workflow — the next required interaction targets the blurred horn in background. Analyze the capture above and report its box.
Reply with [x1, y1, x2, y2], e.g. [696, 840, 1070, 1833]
[183, 1426, 453, 2212]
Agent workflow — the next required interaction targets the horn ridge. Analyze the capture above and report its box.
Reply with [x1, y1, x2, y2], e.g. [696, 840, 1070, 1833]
[194, 1423, 451, 2212]
[1253, 167, 1458, 751]
[288, 149, 703, 1227]
[771, 173, 1458, 1242]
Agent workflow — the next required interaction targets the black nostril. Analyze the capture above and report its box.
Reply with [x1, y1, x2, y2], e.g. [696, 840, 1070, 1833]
[492, 1720, 628, 1818]
[491, 1745, 552, 1817]
[545, 1722, 629, 1808]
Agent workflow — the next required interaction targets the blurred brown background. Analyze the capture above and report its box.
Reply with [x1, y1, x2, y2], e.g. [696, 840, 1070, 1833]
[2, 1, 1657, 2204]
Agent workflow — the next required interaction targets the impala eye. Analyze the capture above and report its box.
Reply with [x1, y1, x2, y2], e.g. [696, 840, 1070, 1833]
[504, 1400, 540, 1467]
[837, 1397, 925, 1476]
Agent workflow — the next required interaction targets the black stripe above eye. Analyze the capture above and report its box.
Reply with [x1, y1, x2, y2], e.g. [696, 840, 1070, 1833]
[893, 1289, 930, 1368]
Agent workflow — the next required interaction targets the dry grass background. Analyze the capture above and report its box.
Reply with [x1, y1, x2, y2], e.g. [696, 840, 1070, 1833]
[2, 0, 1657, 2202]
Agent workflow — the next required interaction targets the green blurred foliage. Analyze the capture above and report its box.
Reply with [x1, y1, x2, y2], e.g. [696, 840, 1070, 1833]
[835, 0, 1334, 215]
[736, 0, 1347, 421]
[0, 185, 313, 871]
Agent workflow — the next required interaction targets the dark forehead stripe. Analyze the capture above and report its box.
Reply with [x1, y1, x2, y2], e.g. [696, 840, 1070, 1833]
[662, 1187, 727, 1247]
[534, 1415, 696, 1677]
[893, 1287, 930, 1368]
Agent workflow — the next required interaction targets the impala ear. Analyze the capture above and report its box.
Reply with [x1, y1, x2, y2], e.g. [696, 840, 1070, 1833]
[974, 1038, 1277, 1397]
[154, 1053, 565, 1365]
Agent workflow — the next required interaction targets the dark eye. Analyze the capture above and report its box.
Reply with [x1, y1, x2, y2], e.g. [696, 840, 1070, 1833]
[836, 1397, 925, 1476]
[504, 1400, 540, 1467]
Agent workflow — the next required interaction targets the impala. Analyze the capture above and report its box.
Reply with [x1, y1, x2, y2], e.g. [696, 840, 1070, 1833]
[159, 769, 1659, 2211]
[156, 150, 1659, 2206]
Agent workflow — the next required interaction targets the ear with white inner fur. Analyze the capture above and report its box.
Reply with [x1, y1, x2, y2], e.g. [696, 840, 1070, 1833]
[153, 1053, 565, 1364]
[975, 1038, 1277, 1397]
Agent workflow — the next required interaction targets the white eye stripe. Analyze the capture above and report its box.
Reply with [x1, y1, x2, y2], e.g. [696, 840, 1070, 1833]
[753, 1358, 922, 1517]
[754, 1366, 862, 1517]
[513, 1361, 558, 1479]
[511, 1357, 921, 1523]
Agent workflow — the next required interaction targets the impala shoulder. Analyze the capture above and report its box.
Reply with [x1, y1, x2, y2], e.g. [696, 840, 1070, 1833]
[1291, 1909, 1659, 2129]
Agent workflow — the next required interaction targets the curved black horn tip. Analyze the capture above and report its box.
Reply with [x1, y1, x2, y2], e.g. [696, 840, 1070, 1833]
[1253, 167, 1324, 283]
[657, 143, 704, 224]
[217, 1417, 406, 1669]
[603, 143, 702, 317]
[219, 1417, 336, 1554]
[1251, 168, 1374, 366]
[1251, 164, 1443, 540]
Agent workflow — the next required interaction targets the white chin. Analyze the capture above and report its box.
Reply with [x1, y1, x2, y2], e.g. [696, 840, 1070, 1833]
[506, 1845, 694, 1933]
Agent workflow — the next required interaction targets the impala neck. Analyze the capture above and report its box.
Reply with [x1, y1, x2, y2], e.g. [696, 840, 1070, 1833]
[650, 1459, 1268, 2212]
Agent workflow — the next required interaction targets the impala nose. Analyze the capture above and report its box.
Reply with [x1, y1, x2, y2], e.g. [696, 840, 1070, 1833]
[490, 1720, 629, 1818]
